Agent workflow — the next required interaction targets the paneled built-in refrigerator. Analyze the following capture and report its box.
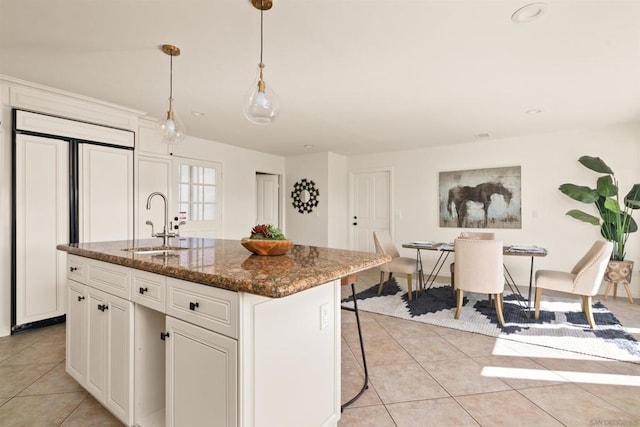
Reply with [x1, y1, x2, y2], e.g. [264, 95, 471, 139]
[11, 110, 134, 332]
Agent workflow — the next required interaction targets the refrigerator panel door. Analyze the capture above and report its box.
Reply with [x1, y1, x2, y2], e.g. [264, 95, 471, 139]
[14, 134, 69, 325]
[79, 144, 133, 243]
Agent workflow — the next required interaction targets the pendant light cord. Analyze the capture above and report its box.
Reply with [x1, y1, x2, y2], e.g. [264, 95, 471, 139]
[259, 7, 264, 66]
[169, 54, 174, 102]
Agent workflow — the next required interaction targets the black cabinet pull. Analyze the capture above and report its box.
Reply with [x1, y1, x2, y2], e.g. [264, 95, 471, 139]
[160, 332, 170, 341]
[77, 296, 85, 302]
[139, 287, 148, 295]
[353, 222, 357, 226]
[189, 302, 199, 311]
[97, 304, 109, 312]
[70, 267, 78, 272]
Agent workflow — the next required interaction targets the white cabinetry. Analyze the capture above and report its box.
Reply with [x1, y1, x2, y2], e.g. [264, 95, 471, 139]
[80, 143, 134, 242]
[66, 255, 134, 426]
[13, 110, 135, 330]
[165, 316, 237, 427]
[66, 279, 87, 384]
[14, 134, 69, 326]
[65, 253, 341, 427]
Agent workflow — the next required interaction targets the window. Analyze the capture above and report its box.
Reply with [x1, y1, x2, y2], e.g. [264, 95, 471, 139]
[178, 164, 217, 221]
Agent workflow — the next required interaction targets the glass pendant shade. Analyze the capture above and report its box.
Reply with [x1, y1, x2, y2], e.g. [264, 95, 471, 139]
[159, 102, 186, 144]
[243, 64, 279, 125]
[158, 44, 185, 144]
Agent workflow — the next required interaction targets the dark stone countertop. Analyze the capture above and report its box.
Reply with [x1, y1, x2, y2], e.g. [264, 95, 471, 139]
[57, 238, 390, 298]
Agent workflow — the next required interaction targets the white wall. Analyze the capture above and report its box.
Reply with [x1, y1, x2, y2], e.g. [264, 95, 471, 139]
[348, 124, 640, 297]
[285, 152, 329, 246]
[327, 152, 348, 249]
[285, 152, 349, 248]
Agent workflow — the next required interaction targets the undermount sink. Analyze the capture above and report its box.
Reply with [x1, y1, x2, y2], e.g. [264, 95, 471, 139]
[123, 246, 187, 255]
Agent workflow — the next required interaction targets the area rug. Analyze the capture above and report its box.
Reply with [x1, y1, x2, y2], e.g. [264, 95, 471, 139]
[341, 278, 640, 363]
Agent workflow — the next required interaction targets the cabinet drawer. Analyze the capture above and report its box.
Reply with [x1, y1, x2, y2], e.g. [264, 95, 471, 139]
[132, 270, 166, 312]
[85, 259, 131, 300]
[68, 255, 86, 282]
[166, 278, 238, 339]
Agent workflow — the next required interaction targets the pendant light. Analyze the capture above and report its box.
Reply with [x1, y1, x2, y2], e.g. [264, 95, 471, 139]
[159, 44, 186, 144]
[243, 0, 280, 125]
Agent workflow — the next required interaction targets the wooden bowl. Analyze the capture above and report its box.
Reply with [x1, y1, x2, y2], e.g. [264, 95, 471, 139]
[240, 238, 293, 256]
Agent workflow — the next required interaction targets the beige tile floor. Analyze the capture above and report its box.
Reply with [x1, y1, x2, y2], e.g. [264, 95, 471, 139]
[339, 269, 640, 427]
[0, 267, 638, 426]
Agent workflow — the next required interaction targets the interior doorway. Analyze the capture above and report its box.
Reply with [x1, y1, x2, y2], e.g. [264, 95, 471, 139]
[349, 169, 392, 252]
[256, 172, 281, 228]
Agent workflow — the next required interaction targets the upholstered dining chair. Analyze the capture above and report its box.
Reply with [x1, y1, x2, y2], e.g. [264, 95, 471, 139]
[454, 238, 505, 326]
[373, 231, 421, 300]
[450, 232, 495, 289]
[534, 240, 613, 329]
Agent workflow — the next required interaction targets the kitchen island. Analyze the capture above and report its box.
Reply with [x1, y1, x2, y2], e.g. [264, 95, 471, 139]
[57, 238, 390, 427]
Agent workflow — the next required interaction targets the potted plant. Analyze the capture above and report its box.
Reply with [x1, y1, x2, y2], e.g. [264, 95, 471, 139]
[559, 156, 640, 294]
[240, 224, 293, 256]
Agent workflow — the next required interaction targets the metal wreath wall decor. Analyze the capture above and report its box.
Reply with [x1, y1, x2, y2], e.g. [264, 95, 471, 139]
[291, 178, 319, 214]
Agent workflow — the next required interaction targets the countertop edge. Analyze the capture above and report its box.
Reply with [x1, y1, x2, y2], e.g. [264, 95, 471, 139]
[57, 243, 391, 298]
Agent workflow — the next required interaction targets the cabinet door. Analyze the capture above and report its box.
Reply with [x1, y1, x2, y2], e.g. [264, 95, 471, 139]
[136, 154, 171, 240]
[79, 144, 133, 242]
[14, 134, 68, 326]
[66, 280, 87, 384]
[85, 286, 133, 425]
[165, 316, 237, 427]
[86, 287, 108, 400]
[105, 293, 134, 425]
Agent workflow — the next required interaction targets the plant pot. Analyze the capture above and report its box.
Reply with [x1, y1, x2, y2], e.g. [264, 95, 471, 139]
[605, 260, 634, 284]
[240, 238, 293, 256]
[604, 259, 634, 303]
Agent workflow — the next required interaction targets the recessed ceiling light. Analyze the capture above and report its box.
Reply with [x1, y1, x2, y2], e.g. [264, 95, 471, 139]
[511, 3, 548, 23]
[474, 133, 491, 140]
[526, 109, 543, 115]
[191, 111, 205, 117]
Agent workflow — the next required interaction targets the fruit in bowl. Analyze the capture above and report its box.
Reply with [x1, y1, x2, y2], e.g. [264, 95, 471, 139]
[241, 224, 293, 256]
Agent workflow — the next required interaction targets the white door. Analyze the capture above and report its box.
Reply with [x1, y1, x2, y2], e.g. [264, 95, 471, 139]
[165, 316, 237, 427]
[350, 170, 391, 252]
[15, 134, 68, 326]
[256, 173, 280, 227]
[79, 144, 133, 242]
[172, 157, 222, 238]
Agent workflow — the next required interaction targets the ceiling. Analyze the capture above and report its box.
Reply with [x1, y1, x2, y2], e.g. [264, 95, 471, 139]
[1, 0, 639, 156]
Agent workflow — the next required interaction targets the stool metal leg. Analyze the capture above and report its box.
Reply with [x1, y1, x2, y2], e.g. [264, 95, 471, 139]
[341, 282, 369, 411]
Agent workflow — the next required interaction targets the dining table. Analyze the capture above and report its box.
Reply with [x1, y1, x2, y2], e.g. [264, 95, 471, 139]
[402, 241, 548, 309]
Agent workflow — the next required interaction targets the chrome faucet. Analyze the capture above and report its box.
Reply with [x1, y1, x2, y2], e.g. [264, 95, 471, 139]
[145, 192, 177, 247]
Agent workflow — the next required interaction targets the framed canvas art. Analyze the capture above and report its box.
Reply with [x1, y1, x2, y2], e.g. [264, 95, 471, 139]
[439, 166, 521, 229]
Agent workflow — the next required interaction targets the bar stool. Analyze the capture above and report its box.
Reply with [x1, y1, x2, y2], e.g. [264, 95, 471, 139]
[340, 274, 369, 411]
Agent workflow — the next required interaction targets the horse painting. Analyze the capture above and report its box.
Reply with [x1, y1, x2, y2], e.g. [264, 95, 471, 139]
[447, 182, 513, 228]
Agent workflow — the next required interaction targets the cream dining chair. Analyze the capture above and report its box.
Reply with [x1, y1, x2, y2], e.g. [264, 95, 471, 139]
[534, 240, 613, 329]
[373, 231, 421, 301]
[454, 237, 505, 326]
[450, 232, 495, 290]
